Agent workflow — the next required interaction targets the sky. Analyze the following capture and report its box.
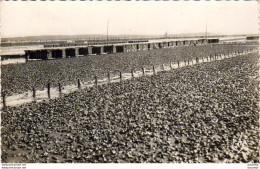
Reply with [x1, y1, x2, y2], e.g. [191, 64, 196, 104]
[0, 1, 258, 38]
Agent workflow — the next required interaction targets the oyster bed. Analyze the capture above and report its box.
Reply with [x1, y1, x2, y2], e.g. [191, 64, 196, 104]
[2, 44, 255, 96]
[1, 52, 259, 163]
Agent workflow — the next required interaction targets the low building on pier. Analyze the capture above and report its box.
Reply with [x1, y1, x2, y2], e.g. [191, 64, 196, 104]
[24, 38, 220, 61]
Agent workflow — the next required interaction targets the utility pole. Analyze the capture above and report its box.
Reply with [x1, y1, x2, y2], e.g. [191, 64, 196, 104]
[205, 11, 208, 42]
[107, 19, 109, 44]
[206, 17, 208, 41]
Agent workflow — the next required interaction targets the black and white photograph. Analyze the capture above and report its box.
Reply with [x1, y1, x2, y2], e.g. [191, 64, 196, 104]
[0, 1, 259, 169]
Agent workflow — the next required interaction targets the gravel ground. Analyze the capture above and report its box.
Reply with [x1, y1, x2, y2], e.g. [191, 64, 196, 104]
[1, 52, 259, 163]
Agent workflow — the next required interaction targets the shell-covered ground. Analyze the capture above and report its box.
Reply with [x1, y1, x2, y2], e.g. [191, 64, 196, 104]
[1, 44, 255, 96]
[1, 51, 259, 163]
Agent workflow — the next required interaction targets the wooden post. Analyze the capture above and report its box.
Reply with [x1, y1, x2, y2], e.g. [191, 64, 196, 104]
[94, 76, 98, 86]
[32, 87, 36, 98]
[58, 83, 62, 94]
[78, 79, 81, 89]
[153, 65, 156, 75]
[188, 59, 190, 65]
[107, 72, 110, 83]
[25, 51, 30, 62]
[131, 69, 134, 78]
[47, 49, 52, 59]
[75, 48, 79, 57]
[162, 64, 165, 71]
[178, 61, 180, 67]
[196, 57, 198, 63]
[62, 49, 66, 58]
[2, 93, 6, 108]
[142, 67, 145, 75]
[119, 72, 122, 82]
[47, 83, 51, 98]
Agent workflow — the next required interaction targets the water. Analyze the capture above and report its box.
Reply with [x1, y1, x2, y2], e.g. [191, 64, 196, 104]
[1, 45, 44, 55]
[1, 58, 26, 65]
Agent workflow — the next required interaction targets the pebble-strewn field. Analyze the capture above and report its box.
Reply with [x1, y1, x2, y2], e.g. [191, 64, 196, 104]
[1, 44, 255, 96]
[2, 51, 259, 163]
